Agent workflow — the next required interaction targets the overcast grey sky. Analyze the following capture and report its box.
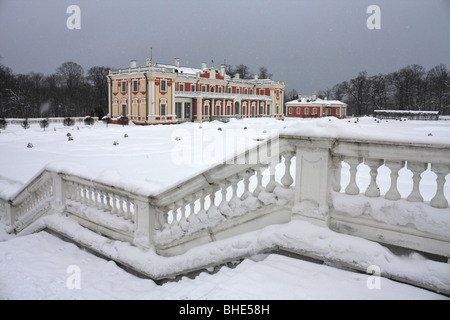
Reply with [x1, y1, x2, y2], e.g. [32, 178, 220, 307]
[0, 0, 449, 94]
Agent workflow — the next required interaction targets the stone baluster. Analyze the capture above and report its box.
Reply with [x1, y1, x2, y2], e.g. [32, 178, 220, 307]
[253, 166, 266, 196]
[364, 159, 383, 197]
[168, 203, 178, 225]
[196, 190, 206, 213]
[265, 157, 279, 193]
[124, 199, 132, 220]
[281, 152, 295, 188]
[104, 192, 112, 212]
[110, 193, 118, 214]
[81, 186, 88, 204]
[240, 169, 254, 200]
[93, 188, 100, 208]
[228, 175, 240, 202]
[345, 157, 362, 195]
[208, 184, 220, 212]
[89, 187, 95, 205]
[75, 183, 82, 202]
[430, 163, 449, 208]
[188, 195, 196, 218]
[406, 162, 427, 202]
[385, 160, 405, 200]
[117, 196, 125, 217]
[219, 182, 229, 208]
[66, 182, 73, 200]
[177, 199, 187, 225]
[155, 207, 168, 230]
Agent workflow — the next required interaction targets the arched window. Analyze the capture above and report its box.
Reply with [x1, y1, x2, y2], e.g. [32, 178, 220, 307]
[234, 101, 240, 115]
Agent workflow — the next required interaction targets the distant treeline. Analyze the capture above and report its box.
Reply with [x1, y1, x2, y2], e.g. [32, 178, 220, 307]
[285, 64, 449, 116]
[0, 60, 109, 119]
[1, 60, 449, 119]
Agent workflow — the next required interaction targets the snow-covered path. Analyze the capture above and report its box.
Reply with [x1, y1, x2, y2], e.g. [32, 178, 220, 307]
[0, 231, 446, 300]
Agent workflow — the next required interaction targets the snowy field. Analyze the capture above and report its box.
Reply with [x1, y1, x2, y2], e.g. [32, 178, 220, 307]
[0, 117, 449, 300]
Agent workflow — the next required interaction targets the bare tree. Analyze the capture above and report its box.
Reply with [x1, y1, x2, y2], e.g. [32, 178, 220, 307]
[234, 64, 252, 79]
[56, 62, 85, 116]
[258, 67, 272, 79]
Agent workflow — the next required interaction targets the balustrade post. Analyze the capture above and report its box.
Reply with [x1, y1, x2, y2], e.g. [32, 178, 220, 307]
[133, 199, 156, 249]
[385, 160, 405, 200]
[4, 201, 17, 229]
[406, 162, 427, 202]
[293, 140, 333, 222]
[281, 152, 294, 188]
[344, 157, 362, 195]
[253, 166, 266, 196]
[430, 163, 449, 209]
[364, 159, 383, 197]
[265, 158, 279, 193]
[51, 173, 66, 214]
[240, 169, 254, 200]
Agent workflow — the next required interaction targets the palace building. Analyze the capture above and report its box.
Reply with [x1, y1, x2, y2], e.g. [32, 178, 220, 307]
[285, 95, 347, 119]
[107, 58, 285, 125]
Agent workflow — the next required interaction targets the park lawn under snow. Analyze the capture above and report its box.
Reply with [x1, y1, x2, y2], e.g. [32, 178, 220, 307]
[0, 116, 449, 300]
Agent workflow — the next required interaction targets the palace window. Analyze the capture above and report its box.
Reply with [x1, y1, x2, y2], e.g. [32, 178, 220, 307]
[179, 83, 184, 92]
[218, 86, 222, 93]
[312, 108, 317, 115]
[160, 80, 167, 92]
[191, 84, 196, 92]
[305, 107, 309, 115]
[201, 85, 206, 92]
[289, 107, 293, 114]
[133, 80, 138, 92]
[236, 88, 240, 94]
[121, 81, 127, 93]
[244, 88, 248, 94]
[297, 107, 300, 114]
[160, 103, 166, 116]
[228, 87, 232, 94]
[336, 108, 340, 116]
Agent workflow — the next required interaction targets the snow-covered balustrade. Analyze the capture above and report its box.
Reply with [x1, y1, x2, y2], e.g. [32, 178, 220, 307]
[1, 134, 449, 261]
[328, 138, 450, 258]
[63, 174, 138, 243]
[150, 138, 296, 256]
[2, 170, 55, 233]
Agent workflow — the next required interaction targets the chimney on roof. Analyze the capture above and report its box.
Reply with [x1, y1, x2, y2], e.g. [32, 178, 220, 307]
[201, 62, 207, 71]
[220, 64, 226, 76]
[234, 73, 240, 79]
[174, 58, 180, 68]
[312, 94, 317, 101]
[130, 60, 137, 68]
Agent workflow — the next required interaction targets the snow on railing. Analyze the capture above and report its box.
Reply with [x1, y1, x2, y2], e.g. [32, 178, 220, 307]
[1, 135, 449, 259]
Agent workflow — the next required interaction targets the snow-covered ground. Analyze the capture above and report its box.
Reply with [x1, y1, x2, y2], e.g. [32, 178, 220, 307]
[0, 117, 449, 300]
[0, 230, 446, 300]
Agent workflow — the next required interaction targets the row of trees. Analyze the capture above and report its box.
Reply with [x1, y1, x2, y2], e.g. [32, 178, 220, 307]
[226, 64, 273, 80]
[0, 60, 110, 119]
[285, 64, 449, 116]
